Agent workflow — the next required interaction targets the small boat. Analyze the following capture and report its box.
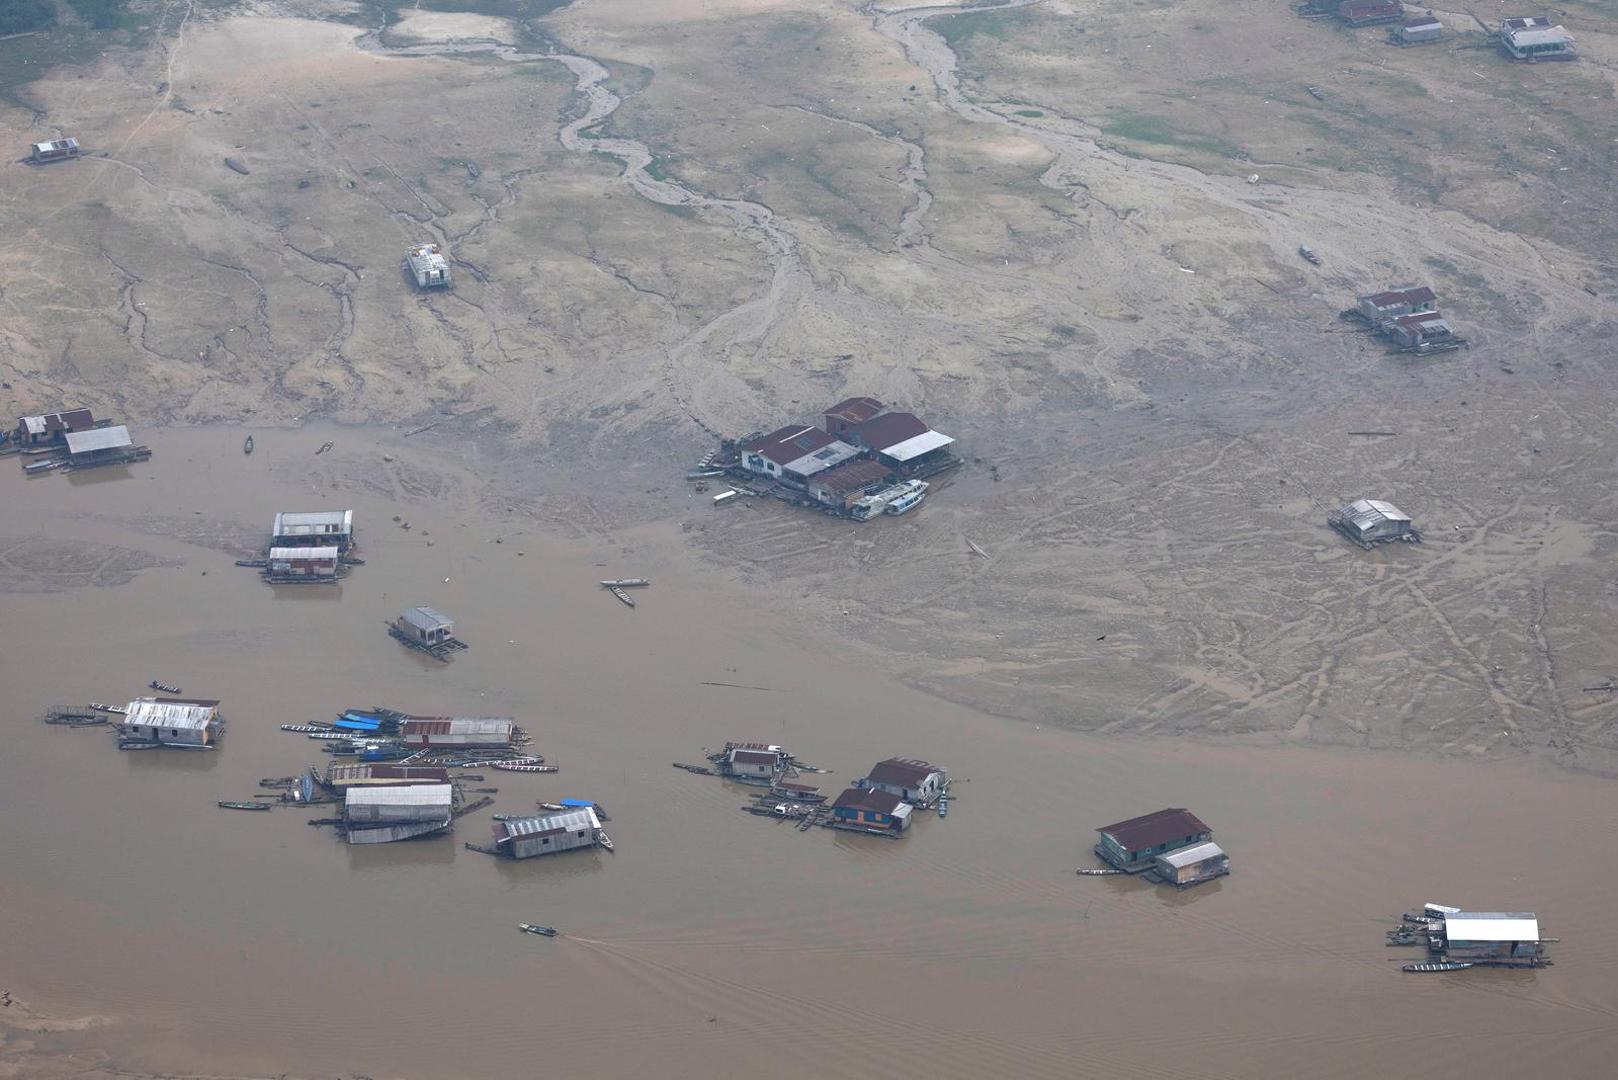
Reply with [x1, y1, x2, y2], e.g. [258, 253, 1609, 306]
[89, 703, 125, 714]
[598, 578, 650, 588]
[493, 762, 557, 773]
[1075, 867, 1125, 876]
[243, 435, 254, 455]
[539, 802, 565, 811]
[218, 801, 272, 811]
[1403, 961, 1473, 973]
[595, 830, 615, 852]
[937, 793, 949, 818]
[672, 762, 715, 775]
[150, 681, 182, 694]
[608, 586, 635, 607]
[519, 924, 558, 937]
[280, 724, 331, 733]
[1298, 245, 1321, 265]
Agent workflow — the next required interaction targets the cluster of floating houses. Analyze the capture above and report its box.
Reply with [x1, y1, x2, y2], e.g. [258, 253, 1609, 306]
[1344, 285, 1466, 355]
[676, 742, 951, 837]
[234, 509, 361, 583]
[1293, 6, 1577, 60]
[701, 396, 959, 520]
[2, 408, 151, 475]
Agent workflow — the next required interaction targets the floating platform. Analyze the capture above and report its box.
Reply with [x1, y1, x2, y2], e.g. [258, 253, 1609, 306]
[44, 706, 107, 725]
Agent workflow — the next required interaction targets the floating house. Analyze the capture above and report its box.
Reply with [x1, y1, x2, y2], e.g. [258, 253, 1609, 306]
[738, 425, 861, 485]
[830, 787, 913, 833]
[1438, 912, 1546, 965]
[343, 784, 453, 844]
[1499, 17, 1575, 60]
[724, 747, 781, 780]
[30, 138, 80, 164]
[13, 408, 95, 447]
[1330, 498, 1416, 546]
[405, 244, 451, 288]
[267, 546, 340, 580]
[1386, 311, 1457, 350]
[492, 807, 602, 859]
[120, 698, 223, 748]
[396, 607, 455, 647]
[325, 763, 449, 789]
[1095, 808, 1213, 873]
[272, 510, 354, 553]
[809, 459, 891, 510]
[1336, 0, 1402, 27]
[1356, 286, 1436, 323]
[1391, 14, 1443, 44]
[398, 716, 515, 749]
[1152, 841, 1230, 888]
[861, 758, 947, 807]
[849, 412, 956, 473]
[822, 395, 886, 437]
[63, 425, 137, 468]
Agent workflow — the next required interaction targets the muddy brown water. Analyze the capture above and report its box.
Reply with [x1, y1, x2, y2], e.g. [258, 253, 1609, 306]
[1, 427, 1615, 1079]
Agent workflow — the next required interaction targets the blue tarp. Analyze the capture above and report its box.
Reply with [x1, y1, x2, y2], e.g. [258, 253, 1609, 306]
[360, 748, 391, 761]
[559, 798, 594, 808]
[340, 713, 383, 729]
[334, 719, 380, 732]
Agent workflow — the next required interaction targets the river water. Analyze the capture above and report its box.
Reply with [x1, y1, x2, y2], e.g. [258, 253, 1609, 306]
[1, 426, 1614, 1079]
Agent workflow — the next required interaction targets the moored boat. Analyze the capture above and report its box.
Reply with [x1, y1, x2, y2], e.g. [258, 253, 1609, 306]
[150, 680, 182, 694]
[218, 801, 273, 811]
[519, 924, 558, 937]
[1403, 961, 1473, 973]
[243, 435, 254, 455]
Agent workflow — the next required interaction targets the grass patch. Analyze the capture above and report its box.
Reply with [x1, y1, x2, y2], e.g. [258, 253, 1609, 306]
[928, 8, 1030, 48]
[1014, 109, 1044, 118]
[1103, 109, 1241, 158]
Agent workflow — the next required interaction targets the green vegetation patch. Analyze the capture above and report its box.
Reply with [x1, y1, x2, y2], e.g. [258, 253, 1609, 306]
[66, 0, 132, 31]
[928, 8, 1032, 48]
[1103, 110, 1240, 158]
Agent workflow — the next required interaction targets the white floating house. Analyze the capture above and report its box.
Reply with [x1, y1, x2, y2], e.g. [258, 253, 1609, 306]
[267, 546, 340, 579]
[120, 698, 223, 748]
[343, 784, 454, 844]
[271, 510, 354, 553]
[1499, 17, 1575, 61]
[492, 807, 603, 859]
[396, 606, 455, 647]
[1152, 841, 1230, 888]
[397, 716, 515, 749]
[405, 244, 451, 289]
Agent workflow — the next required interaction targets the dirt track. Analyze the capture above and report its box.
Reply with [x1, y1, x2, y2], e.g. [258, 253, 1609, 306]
[2, 0, 1618, 772]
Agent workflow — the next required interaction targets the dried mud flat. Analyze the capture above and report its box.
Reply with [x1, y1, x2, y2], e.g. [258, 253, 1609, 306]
[2, 0, 1618, 778]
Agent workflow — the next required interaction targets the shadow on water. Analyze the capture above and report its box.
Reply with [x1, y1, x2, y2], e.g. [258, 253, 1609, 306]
[1156, 879, 1224, 907]
[66, 466, 135, 487]
[270, 583, 344, 602]
[346, 835, 458, 871]
[487, 847, 608, 883]
[124, 748, 221, 774]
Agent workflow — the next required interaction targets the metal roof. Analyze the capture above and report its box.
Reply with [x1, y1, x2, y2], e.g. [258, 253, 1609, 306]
[832, 787, 910, 816]
[1504, 26, 1571, 46]
[327, 763, 448, 784]
[401, 717, 513, 736]
[407, 245, 449, 270]
[495, 808, 599, 841]
[122, 699, 218, 729]
[740, 425, 843, 467]
[730, 750, 778, 765]
[1097, 808, 1211, 850]
[400, 606, 453, 632]
[273, 510, 353, 536]
[823, 396, 885, 424]
[268, 546, 339, 561]
[345, 784, 454, 808]
[65, 425, 132, 454]
[811, 458, 890, 495]
[879, 430, 955, 462]
[1341, 498, 1411, 528]
[1445, 913, 1539, 942]
[18, 408, 93, 435]
[1157, 841, 1227, 868]
[867, 758, 943, 787]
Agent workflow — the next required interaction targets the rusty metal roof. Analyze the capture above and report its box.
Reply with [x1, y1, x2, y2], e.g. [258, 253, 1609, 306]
[1097, 808, 1211, 850]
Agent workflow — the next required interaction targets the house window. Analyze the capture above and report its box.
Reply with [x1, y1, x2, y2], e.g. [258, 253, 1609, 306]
[577, 831, 586, 838]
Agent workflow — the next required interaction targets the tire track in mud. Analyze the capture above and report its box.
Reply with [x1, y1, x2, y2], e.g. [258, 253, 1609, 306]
[357, 32, 814, 438]
[868, 1, 1615, 328]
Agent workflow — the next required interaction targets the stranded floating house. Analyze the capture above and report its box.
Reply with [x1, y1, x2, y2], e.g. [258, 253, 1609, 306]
[1095, 808, 1213, 873]
[1329, 499, 1419, 548]
[30, 138, 80, 164]
[404, 244, 451, 289]
[1498, 17, 1575, 61]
